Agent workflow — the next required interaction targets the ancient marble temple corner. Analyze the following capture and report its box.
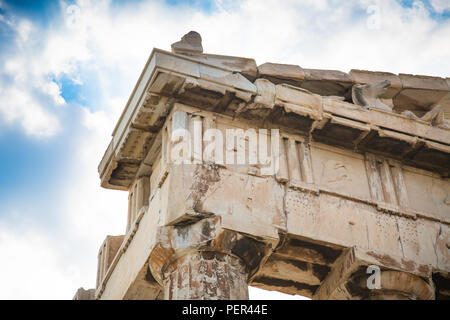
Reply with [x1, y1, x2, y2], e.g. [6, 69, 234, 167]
[74, 31, 450, 300]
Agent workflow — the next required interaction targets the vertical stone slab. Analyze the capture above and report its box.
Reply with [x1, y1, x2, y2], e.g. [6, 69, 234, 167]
[131, 185, 137, 224]
[365, 153, 384, 203]
[126, 191, 133, 232]
[379, 160, 398, 206]
[276, 136, 289, 183]
[286, 138, 302, 182]
[135, 176, 150, 213]
[390, 162, 409, 208]
[170, 111, 190, 164]
[97, 247, 104, 288]
[172, 111, 189, 137]
[191, 115, 203, 164]
[298, 141, 314, 184]
[203, 116, 218, 163]
[161, 126, 169, 171]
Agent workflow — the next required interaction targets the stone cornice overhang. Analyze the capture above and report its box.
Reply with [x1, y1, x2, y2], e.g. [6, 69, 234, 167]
[98, 48, 258, 190]
[98, 48, 450, 190]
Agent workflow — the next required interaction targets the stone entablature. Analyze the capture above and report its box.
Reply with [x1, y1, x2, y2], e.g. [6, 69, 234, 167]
[98, 47, 450, 193]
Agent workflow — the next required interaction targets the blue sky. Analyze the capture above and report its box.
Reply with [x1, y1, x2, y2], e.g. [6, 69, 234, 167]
[0, 0, 449, 299]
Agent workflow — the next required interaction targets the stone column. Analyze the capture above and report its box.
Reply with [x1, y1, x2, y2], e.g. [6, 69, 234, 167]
[363, 271, 434, 300]
[163, 251, 248, 300]
[148, 216, 276, 300]
[314, 247, 435, 300]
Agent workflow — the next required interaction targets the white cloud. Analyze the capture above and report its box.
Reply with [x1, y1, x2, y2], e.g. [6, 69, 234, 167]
[62, 103, 127, 247]
[1, 0, 449, 300]
[0, 224, 82, 299]
[430, 0, 450, 13]
[0, 85, 60, 137]
[0, 99, 127, 298]
[249, 287, 309, 300]
[57, 116, 127, 289]
[15, 19, 32, 43]
[0, 17, 67, 137]
[39, 80, 66, 106]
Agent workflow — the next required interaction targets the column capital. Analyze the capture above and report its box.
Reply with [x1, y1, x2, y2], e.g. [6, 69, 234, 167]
[148, 215, 278, 299]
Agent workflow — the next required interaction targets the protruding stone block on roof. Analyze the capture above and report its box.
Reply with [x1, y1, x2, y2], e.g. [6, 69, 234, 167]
[399, 73, 449, 91]
[273, 84, 323, 132]
[349, 69, 402, 99]
[275, 84, 322, 119]
[304, 68, 351, 83]
[240, 78, 276, 119]
[254, 78, 276, 108]
[302, 68, 353, 96]
[257, 62, 305, 85]
[201, 72, 257, 93]
[394, 73, 450, 110]
[171, 31, 203, 56]
[199, 54, 258, 81]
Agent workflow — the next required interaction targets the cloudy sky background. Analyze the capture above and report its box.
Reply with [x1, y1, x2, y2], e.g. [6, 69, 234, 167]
[0, 0, 449, 299]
